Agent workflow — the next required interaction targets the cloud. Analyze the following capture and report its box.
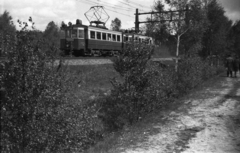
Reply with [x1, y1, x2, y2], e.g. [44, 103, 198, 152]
[218, 0, 240, 21]
[218, 0, 240, 12]
[121, 20, 135, 29]
[2, 0, 78, 30]
[226, 11, 240, 22]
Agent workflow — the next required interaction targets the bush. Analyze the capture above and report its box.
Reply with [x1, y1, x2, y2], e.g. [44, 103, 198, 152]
[175, 56, 224, 95]
[0, 22, 101, 152]
[99, 43, 159, 131]
[99, 45, 224, 132]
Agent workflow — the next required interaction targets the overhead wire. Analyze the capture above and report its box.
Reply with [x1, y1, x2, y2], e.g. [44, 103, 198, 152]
[83, 0, 135, 12]
[116, 0, 152, 11]
[118, 1, 148, 12]
[88, 0, 151, 12]
[78, 0, 154, 23]
[78, 0, 135, 18]
[123, 0, 151, 8]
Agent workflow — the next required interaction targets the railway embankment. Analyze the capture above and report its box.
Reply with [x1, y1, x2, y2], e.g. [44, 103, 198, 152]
[53, 57, 174, 66]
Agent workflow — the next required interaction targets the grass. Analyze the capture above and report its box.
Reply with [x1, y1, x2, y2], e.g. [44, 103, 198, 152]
[63, 64, 121, 102]
[152, 45, 173, 58]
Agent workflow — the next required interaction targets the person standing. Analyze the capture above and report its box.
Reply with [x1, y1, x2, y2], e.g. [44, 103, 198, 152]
[233, 57, 239, 77]
[225, 55, 234, 77]
[234, 57, 240, 77]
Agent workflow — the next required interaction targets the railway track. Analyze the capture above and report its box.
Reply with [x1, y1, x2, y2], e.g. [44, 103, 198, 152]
[1, 56, 174, 66]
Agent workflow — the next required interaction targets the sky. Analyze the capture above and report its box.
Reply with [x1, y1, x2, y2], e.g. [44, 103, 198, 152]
[0, 0, 240, 31]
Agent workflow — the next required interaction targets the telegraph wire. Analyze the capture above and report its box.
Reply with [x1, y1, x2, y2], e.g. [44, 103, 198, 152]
[117, 0, 152, 10]
[78, 0, 154, 21]
[83, 0, 135, 12]
[123, 0, 152, 9]
[78, 0, 134, 18]
[104, 8, 134, 17]
[89, 0, 151, 12]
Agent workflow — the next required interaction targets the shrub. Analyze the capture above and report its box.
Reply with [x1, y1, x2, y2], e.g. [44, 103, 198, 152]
[0, 21, 101, 152]
[99, 43, 158, 131]
[99, 44, 224, 132]
[175, 56, 224, 95]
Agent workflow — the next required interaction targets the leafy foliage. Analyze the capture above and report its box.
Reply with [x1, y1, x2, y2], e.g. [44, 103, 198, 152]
[228, 20, 240, 57]
[99, 42, 224, 132]
[110, 18, 121, 31]
[43, 21, 61, 47]
[0, 11, 16, 57]
[0, 10, 16, 32]
[0, 18, 102, 152]
[201, 0, 232, 58]
[99, 43, 155, 130]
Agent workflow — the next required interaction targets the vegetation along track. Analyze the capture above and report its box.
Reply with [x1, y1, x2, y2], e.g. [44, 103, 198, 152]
[54, 57, 174, 66]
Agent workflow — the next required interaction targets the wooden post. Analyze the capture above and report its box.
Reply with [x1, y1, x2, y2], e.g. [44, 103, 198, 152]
[135, 9, 139, 33]
[175, 35, 180, 72]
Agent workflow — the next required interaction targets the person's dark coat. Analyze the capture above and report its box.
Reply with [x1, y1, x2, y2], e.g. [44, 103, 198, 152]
[234, 58, 240, 71]
[225, 56, 234, 71]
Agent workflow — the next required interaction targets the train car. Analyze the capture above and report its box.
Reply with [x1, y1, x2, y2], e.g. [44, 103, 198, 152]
[123, 33, 153, 45]
[60, 20, 154, 56]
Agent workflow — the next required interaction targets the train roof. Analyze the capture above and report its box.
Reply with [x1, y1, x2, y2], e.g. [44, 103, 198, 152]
[88, 26, 122, 34]
[63, 23, 152, 39]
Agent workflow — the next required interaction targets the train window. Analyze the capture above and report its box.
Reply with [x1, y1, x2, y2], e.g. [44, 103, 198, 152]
[97, 32, 101, 40]
[78, 29, 84, 38]
[66, 30, 71, 38]
[134, 37, 138, 42]
[139, 38, 141, 42]
[108, 34, 111, 41]
[117, 35, 120, 42]
[60, 30, 65, 39]
[102, 33, 106, 40]
[108, 33, 112, 41]
[72, 29, 77, 38]
[125, 36, 128, 42]
[144, 39, 148, 44]
[112, 34, 116, 41]
[129, 37, 132, 41]
[90, 31, 95, 39]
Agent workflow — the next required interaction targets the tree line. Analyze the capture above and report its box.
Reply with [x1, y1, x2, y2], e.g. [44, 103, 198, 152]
[144, 0, 240, 60]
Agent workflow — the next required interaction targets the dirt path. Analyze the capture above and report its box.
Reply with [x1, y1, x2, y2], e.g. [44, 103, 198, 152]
[99, 73, 240, 153]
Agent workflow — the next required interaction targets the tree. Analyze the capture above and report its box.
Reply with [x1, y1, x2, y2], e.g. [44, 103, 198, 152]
[180, 0, 209, 57]
[145, 0, 170, 45]
[201, 0, 232, 58]
[229, 20, 240, 57]
[110, 18, 121, 31]
[0, 10, 16, 56]
[165, 0, 190, 71]
[0, 10, 16, 32]
[43, 21, 61, 47]
[148, 0, 209, 71]
[60, 21, 67, 30]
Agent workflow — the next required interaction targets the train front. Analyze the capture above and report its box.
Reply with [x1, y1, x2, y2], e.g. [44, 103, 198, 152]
[60, 20, 87, 56]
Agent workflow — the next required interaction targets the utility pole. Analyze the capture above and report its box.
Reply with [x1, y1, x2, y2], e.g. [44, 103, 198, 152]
[135, 9, 139, 33]
[134, 6, 189, 32]
[134, 6, 190, 71]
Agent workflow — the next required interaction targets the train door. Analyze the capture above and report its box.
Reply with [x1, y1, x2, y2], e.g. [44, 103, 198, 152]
[64, 29, 72, 55]
[60, 30, 65, 51]
[84, 27, 88, 54]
